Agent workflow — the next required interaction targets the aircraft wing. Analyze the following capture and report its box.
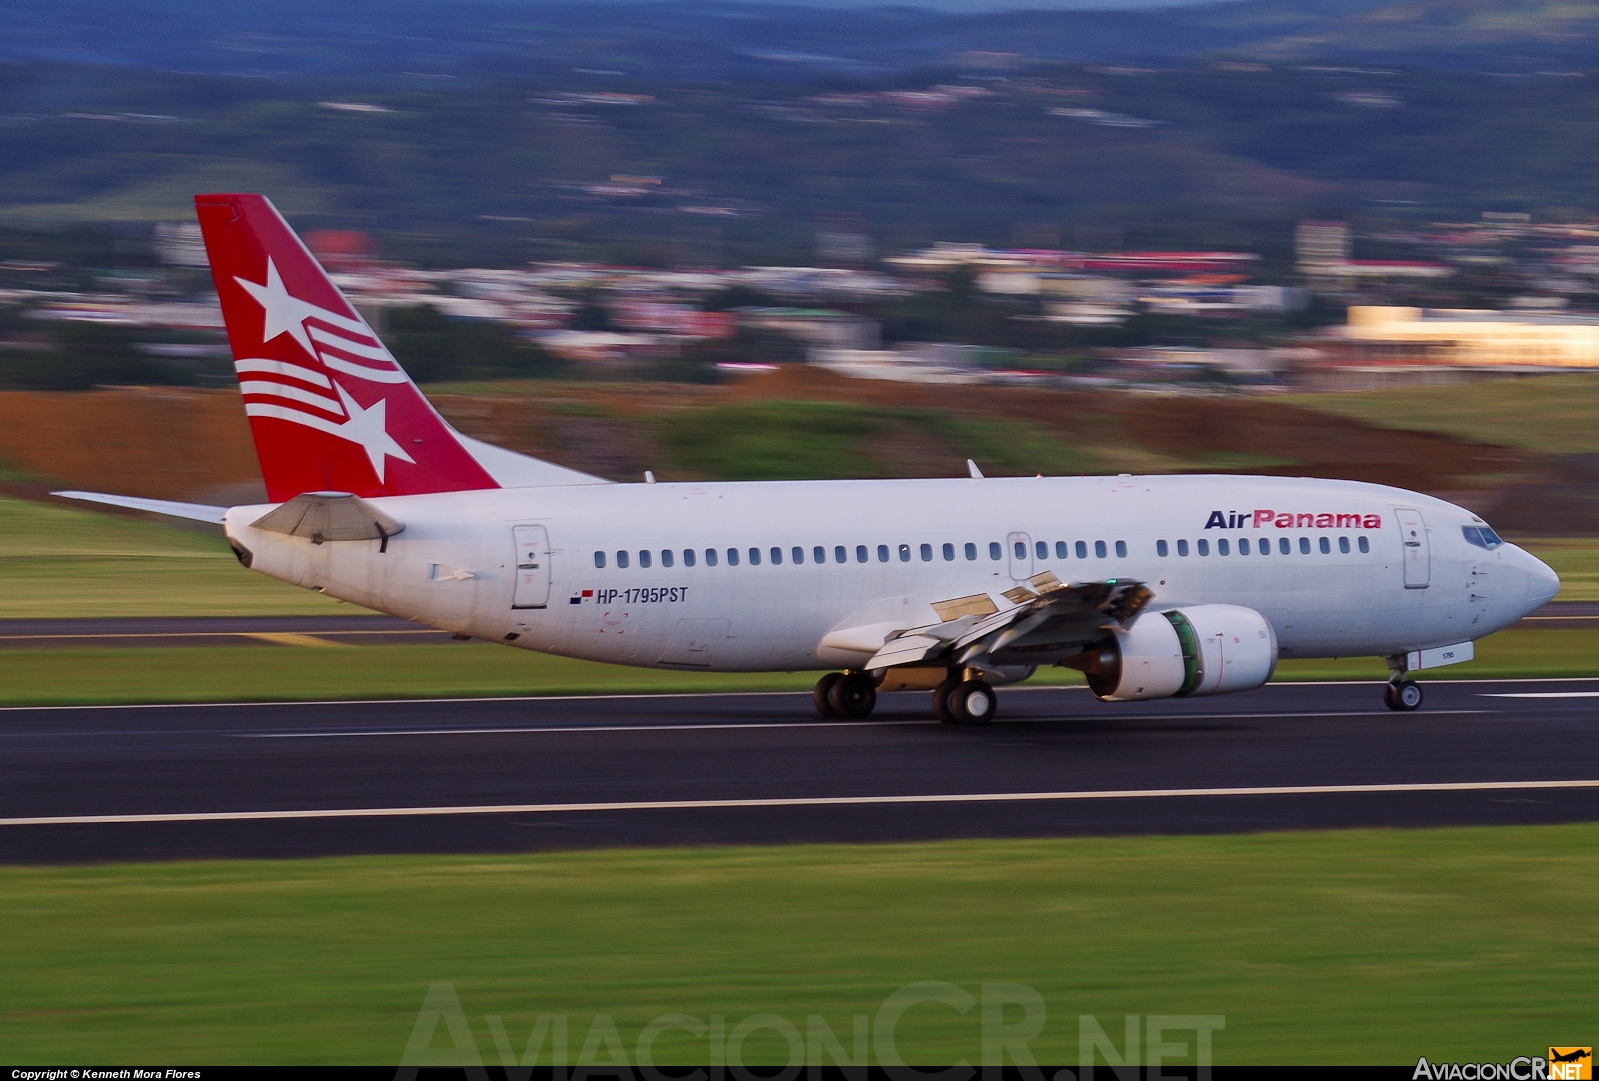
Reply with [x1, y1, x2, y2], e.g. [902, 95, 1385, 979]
[863, 572, 1153, 671]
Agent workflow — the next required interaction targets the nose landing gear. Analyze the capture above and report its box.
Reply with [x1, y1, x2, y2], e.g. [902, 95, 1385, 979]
[1383, 654, 1424, 711]
[1384, 679, 1424, 711]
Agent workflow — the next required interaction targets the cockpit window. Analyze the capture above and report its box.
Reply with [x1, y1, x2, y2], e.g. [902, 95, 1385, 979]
[1463, 525, 1504, 550]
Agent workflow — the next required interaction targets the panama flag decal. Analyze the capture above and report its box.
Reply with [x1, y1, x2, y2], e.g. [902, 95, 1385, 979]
[195, 193, 498, 501]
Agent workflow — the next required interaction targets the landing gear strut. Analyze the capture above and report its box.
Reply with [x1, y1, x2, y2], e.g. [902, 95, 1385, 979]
[813, 671, 876, 719]
[1383, 655, 1424, 711]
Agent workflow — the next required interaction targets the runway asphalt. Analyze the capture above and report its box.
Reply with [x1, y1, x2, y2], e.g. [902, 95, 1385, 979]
[0, 601, 1592, 649]
[2, 677, 1598, 863]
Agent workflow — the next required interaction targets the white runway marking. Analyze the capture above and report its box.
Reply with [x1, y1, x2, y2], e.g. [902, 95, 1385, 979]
[1484, 691, 1599, 699]
[5, 779, 1597, 827]
[236, 709, 1492, 739]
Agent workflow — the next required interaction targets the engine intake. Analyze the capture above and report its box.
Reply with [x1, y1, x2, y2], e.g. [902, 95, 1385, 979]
[1067, 604, 1278, 701]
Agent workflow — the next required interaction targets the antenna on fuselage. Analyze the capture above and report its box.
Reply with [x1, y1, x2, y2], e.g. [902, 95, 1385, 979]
[644, 471, 656, 484]
[967, 459, 984, 479]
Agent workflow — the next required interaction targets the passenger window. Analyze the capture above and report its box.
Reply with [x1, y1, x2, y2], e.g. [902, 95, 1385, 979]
[594, 551, 606, 568]
[1338, 537, 1350, 554]
[1095, 540, 1108, 558]
[770, 547, 782, 565]
[1318, 537, 1330, 554]
[965, 542, 977, 560]
[1177, 539, 1189, 557]
[835, 546, 847, 564]
[898, 544, 910, 562]
[684, 549, 696, 567]
[727, 548, 739, 566]
[1299, 537, 1311, 554]
[1196, 539, 1209, 557]
[1115, 540, 1127, 558]
[943, 543, 955, 561]
[920, 543, 933, 562]
[661, 549, 674, 568]
[617, 551, 630, 569]
[1075, 540, 1088, 559]
[1279, 536, 1291, 555]
[793, 547, 805, 564]
[1239, 537, 1251, 555]
[1358, 536, 1370, 553]
[640, 550, 652, 568]
[857, 545, 868, 563]
[1217, 539, 1229, 556]
[989, 542, 1002, 560]
[1157, 539, 1169, 557]
[813, 546, 825, 564]
[1056, 541, 1068, 559]
[1014, 541, 1027, 560]
[705, 548, 718, 567]
[1035, 541, 1048, 560]
[749, 548, 762, 566]
[877, 544, 890, 562]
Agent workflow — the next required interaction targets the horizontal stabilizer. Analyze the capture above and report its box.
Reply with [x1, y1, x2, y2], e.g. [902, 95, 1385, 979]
[250, 491, 403, 542]
[52, 491, 227, 524]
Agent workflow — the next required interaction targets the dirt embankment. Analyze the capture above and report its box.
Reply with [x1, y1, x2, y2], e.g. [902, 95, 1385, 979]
[0, 371, 1559, 530]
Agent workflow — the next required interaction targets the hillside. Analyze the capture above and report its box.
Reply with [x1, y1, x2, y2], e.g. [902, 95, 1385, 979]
[5, 59, 1599, 258]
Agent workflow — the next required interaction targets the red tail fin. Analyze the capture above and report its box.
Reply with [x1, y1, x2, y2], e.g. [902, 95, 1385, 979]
[195, 193, 499, 502]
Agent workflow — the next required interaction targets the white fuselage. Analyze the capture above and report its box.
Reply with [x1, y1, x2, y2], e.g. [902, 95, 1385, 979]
[223, 473, 1559, 674]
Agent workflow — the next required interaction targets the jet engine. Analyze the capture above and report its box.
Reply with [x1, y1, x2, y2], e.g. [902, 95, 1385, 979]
[1066, 604, 1278, 702]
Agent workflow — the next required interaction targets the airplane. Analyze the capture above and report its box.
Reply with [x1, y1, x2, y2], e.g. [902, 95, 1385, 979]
[57, 194, 1560, 724]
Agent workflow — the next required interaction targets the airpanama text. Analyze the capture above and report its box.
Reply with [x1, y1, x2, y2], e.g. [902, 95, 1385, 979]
[1206, 509, 1384, 530]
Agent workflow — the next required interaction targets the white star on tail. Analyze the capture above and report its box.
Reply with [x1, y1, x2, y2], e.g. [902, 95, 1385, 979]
[331, 383, 414, 482]
[234, 257, 369, 358]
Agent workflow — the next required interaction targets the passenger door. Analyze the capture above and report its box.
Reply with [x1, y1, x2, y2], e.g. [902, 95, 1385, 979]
[1395, 507, 1430, 589]
[512, 525, 551, 609]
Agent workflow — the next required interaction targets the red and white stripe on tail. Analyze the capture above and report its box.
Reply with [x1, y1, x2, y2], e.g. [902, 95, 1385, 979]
[196, 193, 603, 501]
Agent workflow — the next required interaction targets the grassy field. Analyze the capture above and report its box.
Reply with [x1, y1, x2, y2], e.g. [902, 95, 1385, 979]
[0, 494, 358, 618]
[0, 627, 1593, 706]
[1287, 372, 1599, 455]
[2, 826, 1595, 1065]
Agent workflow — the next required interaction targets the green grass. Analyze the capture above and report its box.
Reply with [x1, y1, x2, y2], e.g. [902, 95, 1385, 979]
[0, 627, 1592, 707]
[1286, 372, 1599, 455]
[0, 494, 357, 617]
[653, 400, 1100, 481]
[2, 826, 1596, 1064]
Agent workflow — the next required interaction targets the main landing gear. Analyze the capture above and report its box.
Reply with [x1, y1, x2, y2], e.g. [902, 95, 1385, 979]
[814, 671, 876, 719]
[1383, 654, 1424, 711]
[812, 669, 998, 725]
[933, 674, 997, 726]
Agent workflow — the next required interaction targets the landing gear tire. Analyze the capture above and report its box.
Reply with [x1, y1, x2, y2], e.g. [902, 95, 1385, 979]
[826, 671, 877, 719]
[1384, 679, 1423, 711]
[814, 672, 843, 718]
[947, 679, 997, 726]
[932, 678, 960, 724]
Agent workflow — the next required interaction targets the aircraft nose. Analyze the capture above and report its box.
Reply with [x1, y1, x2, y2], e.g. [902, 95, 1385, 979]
[1522, 549, 1560, 611]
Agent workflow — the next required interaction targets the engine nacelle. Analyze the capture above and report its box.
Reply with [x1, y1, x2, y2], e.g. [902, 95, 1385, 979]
[1070, 604, 1278, 702]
